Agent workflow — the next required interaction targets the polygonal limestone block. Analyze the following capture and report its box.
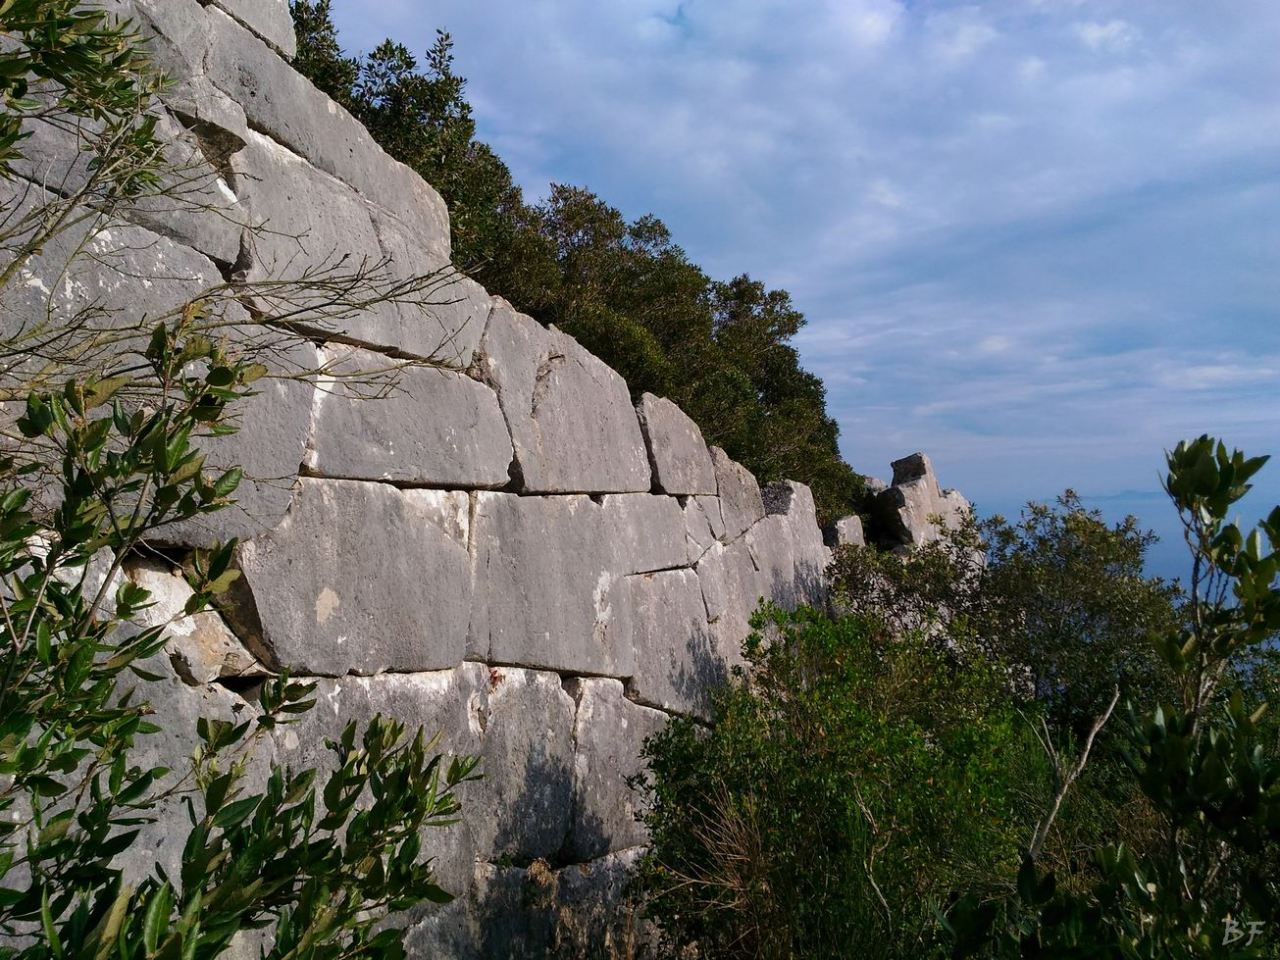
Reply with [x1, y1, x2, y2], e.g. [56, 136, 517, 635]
[369, 207, 488, 366]
[564, 678, 667, 862]
[710, 446, 765, 542]
[234, 480, 471, 675]
[759, 480, 830, 605]
[468, 493, 632, 676]
[271, 668, 486, 896]
[635, 393, 716, 495]
[873, 452, 971, 548]
[826, 514, 866, 548]
[157, 336, 318, 549]
[203, 9, 450, 263]
[206, 0, 296, 58]
[306, 345, 512, 487]
[408, 863, 557, 959]
[680, 495, 724, 565]
[0, 183, 225, 362]
[746, 515, 800, 608]
[104, 0, 213, 83]
[468, 668, 576, 864]
[598, 493, 688, 575]
[125, 559, 264, 684]
[473, 301, 651, 494]
[231, 132, 470, 362]
[696, 538, 762, 668]
[622, 569, 722, 718]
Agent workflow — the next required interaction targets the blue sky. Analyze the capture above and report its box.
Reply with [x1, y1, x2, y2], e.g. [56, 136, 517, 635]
[329, 0, 1280, 580]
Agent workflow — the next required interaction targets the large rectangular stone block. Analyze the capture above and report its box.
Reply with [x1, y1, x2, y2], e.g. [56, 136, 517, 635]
[207, 0, 296, 58]
[473, 301, 651, 494]
[635, 393, 717, 495]
[599, 493, 689, 575]
[622, 569, 722, 718]
[468, 667, 576, 864]
[564, 678, 666, 861]
[271, 668, 486, 896]
[234, 479, 471, 675]
[711, 446, 765, 541]
[307, 344, 512, 488]
[232, 131, 474, 363]
[468, 493, 632, 676]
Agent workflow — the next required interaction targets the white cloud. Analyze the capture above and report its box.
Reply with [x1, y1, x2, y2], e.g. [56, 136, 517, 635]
[332, 0, 1280, 516]
[1075, 19, 1138, 53]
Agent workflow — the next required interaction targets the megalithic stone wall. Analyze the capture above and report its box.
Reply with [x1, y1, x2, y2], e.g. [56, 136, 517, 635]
[1, 0, 838, 953]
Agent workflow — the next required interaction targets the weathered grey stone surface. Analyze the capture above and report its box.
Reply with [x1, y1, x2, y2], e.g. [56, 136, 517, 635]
[106, 0, 213, 83]
[564, 678, 667, 862]
[125, 559, 264, 684]
[696, 537, 762, 668]
[235, 480, 471, 675]
[307, 345, 512, 487]
[711, 446, 765, 541]
[680, 495, 719, 564]
[469, 667, 575, 864]
[636, 393, 716, 495]
[203, 8, 450, 262]
[272, 669, 486, 896]
[622, 569, 721, 717]
[368, 208, 488, 366]
[468, 493, 631, 676]
[873, 452, 972, 547]
[554, 847, 653, 955]
[207, 0, 297, 58]
[473, 301, 651, 494]
[827, 513, 866, 548]
[0, 183, 227, 355]
[125, 680, 265, 881]
[599, 493, 688, 575]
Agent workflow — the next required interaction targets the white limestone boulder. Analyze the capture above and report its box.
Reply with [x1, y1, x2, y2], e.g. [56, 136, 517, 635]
[635, 393, 716, 495]
[621, 569, 722, 718]
[307, 345, 512, 487]
[710, 447, 765, 542]
[468, 493, 631, 676]
[233, 480, 472, 675]
[564, 678, 666, 862]
[472, 301, 651, 494]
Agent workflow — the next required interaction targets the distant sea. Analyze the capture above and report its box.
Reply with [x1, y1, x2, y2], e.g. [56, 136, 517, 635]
[979, 478, 1280, 586]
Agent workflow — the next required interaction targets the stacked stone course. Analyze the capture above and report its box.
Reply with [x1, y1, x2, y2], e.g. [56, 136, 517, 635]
[3, 0, 853, 952]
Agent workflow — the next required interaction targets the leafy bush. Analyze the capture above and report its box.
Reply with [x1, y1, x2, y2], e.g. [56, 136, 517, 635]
[637, 605, 1042, 959]
[946, 438, 1280, 959]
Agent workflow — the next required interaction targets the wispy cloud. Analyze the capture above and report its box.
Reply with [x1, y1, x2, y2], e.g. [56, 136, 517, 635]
[331, 0, 1280, 526]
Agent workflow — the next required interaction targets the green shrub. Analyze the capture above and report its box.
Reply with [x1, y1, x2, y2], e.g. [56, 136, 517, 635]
[637, 605, 1043, 959]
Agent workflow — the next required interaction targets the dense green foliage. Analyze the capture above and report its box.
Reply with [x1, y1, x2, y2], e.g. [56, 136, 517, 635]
[643, 447, 1279, 958]
[1, 10, 478, 957]
[637, 606, 1041, 959]
[948, 439, 1280, 958]
[0, 0, 163, 178]
[289, 2, 864, 522]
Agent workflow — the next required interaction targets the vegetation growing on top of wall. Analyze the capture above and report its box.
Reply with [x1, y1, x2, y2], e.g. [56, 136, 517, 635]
[639, 443, 1280, 958]
[289, 1, 866, 524]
